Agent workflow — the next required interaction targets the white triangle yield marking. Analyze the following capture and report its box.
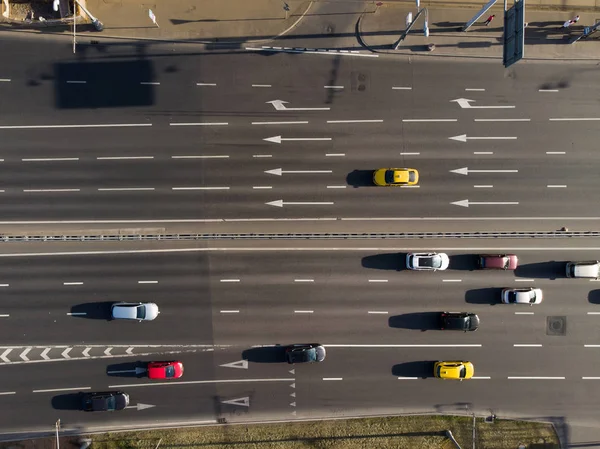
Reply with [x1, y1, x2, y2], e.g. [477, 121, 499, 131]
[82, 348, 91, 357]
[61, 348, 72, 359]
[126, 347, 134, 355]
[289, 369, 295, 375]
[290, 383, 295, 389]
[291, 410, 297, 416]
[220, 359, 248, 369]
[0, 349, 11, 363]
[221, 397, 250, 407]
[104, 347, 113, 356]
[290, 402, 296, 407]
[20, 347, 31, 361]
[290, 392, 296, 398]
[40, 348, 51, 360]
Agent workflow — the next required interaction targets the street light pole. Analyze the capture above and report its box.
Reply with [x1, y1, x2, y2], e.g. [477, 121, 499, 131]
[74, 0, 103, 31]
[72, 0, 76, 53]
[55, 419, 60, 449]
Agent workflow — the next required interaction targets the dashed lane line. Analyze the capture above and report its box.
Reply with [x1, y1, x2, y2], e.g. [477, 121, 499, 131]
[169, 122, 229, 126]
[251, 121, 308, 125]
[0, 124, 152, 129]
[22, 158, 79, 162]
[196, 83, 217, 86]
[171, 187, 230, 191]
[97, 156, 154, 160]
[172, 155, 229, 159]
[98, 188, 154, 191]
[402, 119, 457, 122]
[110, 378, 295, 388]
[33, 386, 90, 393]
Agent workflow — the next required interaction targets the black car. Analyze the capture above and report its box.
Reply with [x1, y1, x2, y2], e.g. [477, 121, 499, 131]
[81, 391, 129, 412]
[439, 312, 479, 332]
[285, 344, 326, 364]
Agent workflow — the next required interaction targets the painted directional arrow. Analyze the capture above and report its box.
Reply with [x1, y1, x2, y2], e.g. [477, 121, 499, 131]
[451, 98, 515, 109]
[264, 135, 332, 144]
[221, 397, 250, 407]
[125, 403, 155, 411]
[265, 168, 332, 176]
[449, 134, 517, 142]
[267, 100, 330, 111]
[41, 348, 51, 360]
[450, 167, 519, 176]
[0, 349, 11, 363]
[452, 199, 519, 208]
[220, 359, 248, 369]
[266, 200, 334, 207]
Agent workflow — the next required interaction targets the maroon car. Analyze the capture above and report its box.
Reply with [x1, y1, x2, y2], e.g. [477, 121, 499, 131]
[478, 254, 518, 270]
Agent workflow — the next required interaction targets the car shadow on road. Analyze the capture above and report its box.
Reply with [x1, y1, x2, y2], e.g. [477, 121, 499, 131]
[70, 302, 114, 320]
[362, 253, 404, 271]
[449, 254, 478, 271]
[388, 312, 440, 331]
[515, 261, 566, 280]
[392, 361, 435, 379]
[589, 290, 600, 305]
[465, 288, 502, 305]
[106, 361, 147, 378]
[346, 170, 374, 187]
[242, 346, 287, 363]
[51, 393, 82, 410]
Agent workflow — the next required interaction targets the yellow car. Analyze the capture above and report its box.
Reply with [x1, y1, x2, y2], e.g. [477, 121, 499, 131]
[434, 361, 474, 380]
[373, 168, 419, 186]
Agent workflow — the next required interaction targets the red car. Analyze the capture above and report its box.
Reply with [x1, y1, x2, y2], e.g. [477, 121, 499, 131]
[478, 254, 518, 270]
[147, 361, 184, 379]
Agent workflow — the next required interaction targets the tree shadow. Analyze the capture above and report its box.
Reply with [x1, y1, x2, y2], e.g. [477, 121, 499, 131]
[392, 361, 435, 379]
[515, 261, 566, 280]
[242, 346, 287, 363]
[361, 253, 404, 271]
[106, 361, 147, 377]
[465, 288, 502, 305]
[70, 302, 114, 320]
[388, 312, 440, 331]
[449, 254, 478, 271]
[52, 393, 83, 411]
[346, 170, 374, 188]
[589, 290, 600, 305]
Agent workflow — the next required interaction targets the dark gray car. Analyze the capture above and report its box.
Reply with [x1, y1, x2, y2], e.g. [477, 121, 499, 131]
[439, 312, 479, 331]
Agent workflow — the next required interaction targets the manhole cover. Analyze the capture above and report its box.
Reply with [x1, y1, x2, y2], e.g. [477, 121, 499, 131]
[351, 71, 369, 92]
[547, 316, 566, 336]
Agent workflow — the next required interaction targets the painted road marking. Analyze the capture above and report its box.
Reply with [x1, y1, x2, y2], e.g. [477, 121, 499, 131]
[0, 124, 152, 130]
[403, 119, 457, 122]
[252, 121, 308, 125]
[140, 82, 159, 85]
[465, 88, 485, 91]
[547, 185, 567, 188]
[169, 122, 229, 126]
[539, 89, 559, 92]
[252, 84, 272, 88]
[513, 344, 542, 347]
[222, 397, 250, 407]
[33, 386, 91, 393]
[442, 279, 462, 282]
[253, 155, 272, 158]
[22, 158, 79, 162]
[368, 279, 388, 283]
[98, 188, 154, 191]
[368, 311, 388, 314]
[323, 378, 343, 381]
[474, 118, 530, 122]
[327, 185, 347, 189]
[294, 310, 314, 314]
[24, 189, 80, 193]
[392, 87, 412, 90]
[549, 118, 600, 121]
[326, 120, 383, 124]
[515, 312, 534, 315]
[220, 279, 240, 283]
[546, 152, 566, 155]
[220, 360, 248, 369]
[97, 156, 154, 160]
[474, 152, 493, 155]
[326, 153, 345, 157]
[294, 279, 314, 282]
[196, 83, 217, 86]
[507, 377, 565, 380]
[172, 155, 229, 159]
[66, 81, 87, 84]
[324, 86, 344, 89]
[474, 185, 493, 188]
[326, 344, 482, 348]
[172, 187, 230, 190]
[253, 186, 273, 190]
[400, 152, 420, 155]
[66, 313, 87, 316]
[109, 378, 295, 388]
[138, 280, 158, 284]
[220, 310, 240, 314]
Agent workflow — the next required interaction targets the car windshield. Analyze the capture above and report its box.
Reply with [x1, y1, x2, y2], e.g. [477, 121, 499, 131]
[105, 396, 116, 411]
[421, 256, 440, 268]
[507, 292, 517, 303]
[165, 366, 175, 378]
[408, 171, 416, 182]
[502, 257, 510, 268]
[528, 291, 536, 303]
[136, 305, 145, 319]
[293, 348, 316, 362]
[459, 366, 466, 378]
[384, 171, 395, 184]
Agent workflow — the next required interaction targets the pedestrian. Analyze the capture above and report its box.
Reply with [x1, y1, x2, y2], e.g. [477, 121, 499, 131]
[484, 14, 495, 26]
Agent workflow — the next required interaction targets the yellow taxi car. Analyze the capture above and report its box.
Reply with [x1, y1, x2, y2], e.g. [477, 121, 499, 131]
[373, 168, 419, 186]
[434, 361, 474, 380]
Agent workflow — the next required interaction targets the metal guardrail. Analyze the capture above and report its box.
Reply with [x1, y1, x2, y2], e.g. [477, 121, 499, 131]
[1, 231, 599, 241]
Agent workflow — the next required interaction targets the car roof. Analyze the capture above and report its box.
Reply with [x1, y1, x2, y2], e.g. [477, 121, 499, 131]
[112, 303, 139, 319]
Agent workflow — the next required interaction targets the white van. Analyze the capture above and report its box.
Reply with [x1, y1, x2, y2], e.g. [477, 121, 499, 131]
[566, 261, 600, 279]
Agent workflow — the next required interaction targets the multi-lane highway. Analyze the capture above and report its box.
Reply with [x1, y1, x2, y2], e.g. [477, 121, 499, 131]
[0, 244, 599, 436]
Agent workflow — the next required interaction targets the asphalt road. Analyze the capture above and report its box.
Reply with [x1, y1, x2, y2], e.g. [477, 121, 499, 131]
[1, 246, 600, 434]
[1, 36, 600, 230]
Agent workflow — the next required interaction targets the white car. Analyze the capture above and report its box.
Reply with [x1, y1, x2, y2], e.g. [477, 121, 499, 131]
[111, 302, 160, 321]
[501, 288, 543, 305]
[406, 252, 449, 271]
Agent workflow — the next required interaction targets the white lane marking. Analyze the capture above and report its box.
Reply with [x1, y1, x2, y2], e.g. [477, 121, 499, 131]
[401, 185, 420, 189]
[0, 284, 8, 287]
[220, 310, 240, 314]
[169, 122, 229, 126]
[326, 120, 383, 124]
[172, 155, 229, 159]
[472, 376, 492, 379]
[324, 85, 344, 89]
[514, 344, 542, 347]
[0, 124, 152, 130]
[326, 153, 345, 157]
[66, 312, 87, 316]
[98, 188, 154, 191]
[105, 348, 113, 356]
[265, 168, 332, 176]
[140, 82, 160, 85]
[20, 348, 31, 361]
[97, 156, 154, 160]
[252, 84, 272, 88]
[0, 79, 11, 82]
[473, 152, 493, 155]
[246, 47, 379, 58]
[220, 279, 240, 283]
[327, 185, 347, 189]
[515, 279, 535, 282]
[126, 347, 134, 355]
[0, 315, 9, 318]
[294, 310, 314, 314]
[368, 311, 388, 315]
[24, 189, 80, 193]
[66, 81, 86, 84]
[400, 152, 420, 155]
[196, 83, 217, 86]
[402, 119, 457, 122]
[323, 378, 343, 381]
[325, 344, 482, 348]
[62, 348, 72, 359]
[397, 377, 420, 380]
[22, 158, 79, 162]
[0, 349, 11, 362]
[474, 185, 493, 188]
[465, 88, 485, 91]
[138, 280, 158, 284]
[546, 152, 566, 155]
[582, 377, 600, 379]
[63, 282, 83, 286]
[392, 87, 412, 90]
[82, 348, 91, 357]
[474, 118, 530, 122]
[0, 391, 15, 395]
[33, 386, 91, 393]
[442, 279, 462, 282]
[171, 187, 230, 190]
[294, 279, 314, 282]
[110, 378, 294, 389]
[252, 121, 308, 125]
[547, 185, 567, 188]
[508, 377, 565, 380]
[584, 345, 600, 347]
[549, 118, 600, 121]
[587, 312, 600, 314]
[368, 279, 388, 283]
[41, 348, 51, 360]
[515, 312, 534, 315]
[539, 89, 559, 92]
[253, 186, 273, 189]
[253, 155, 272, 158]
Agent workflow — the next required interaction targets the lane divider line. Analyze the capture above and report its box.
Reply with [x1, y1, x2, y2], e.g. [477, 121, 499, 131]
[33, 386, 91, 393]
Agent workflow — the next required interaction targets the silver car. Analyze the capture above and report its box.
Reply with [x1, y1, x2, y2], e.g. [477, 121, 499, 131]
[406, 252, 450, 271]
[501, 288, 543, 305]
[111, 302, 160, 321]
